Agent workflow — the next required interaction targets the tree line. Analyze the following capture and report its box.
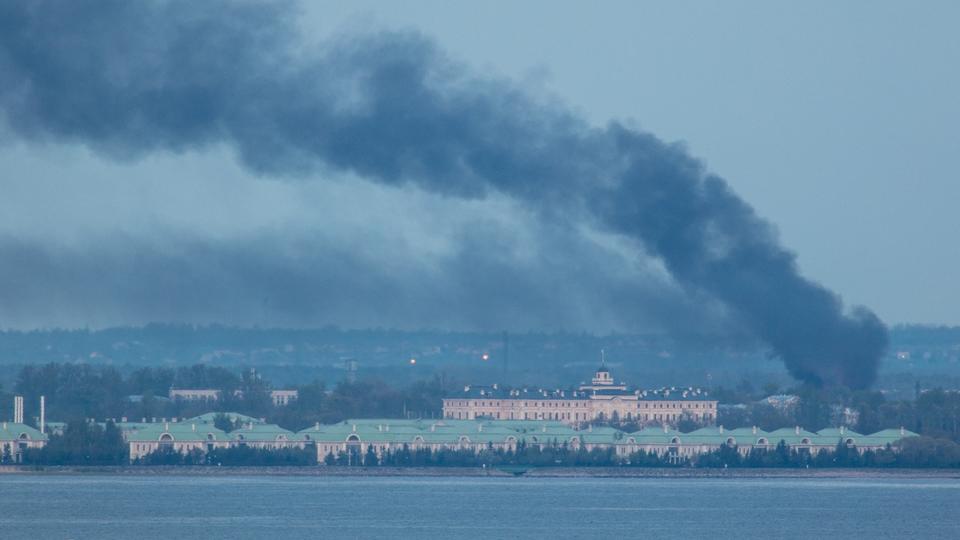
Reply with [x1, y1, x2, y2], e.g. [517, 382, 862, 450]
[319, 437, 960, 469]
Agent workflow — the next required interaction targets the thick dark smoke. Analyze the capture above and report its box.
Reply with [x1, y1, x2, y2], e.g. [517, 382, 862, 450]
[0, 0, 887, 387]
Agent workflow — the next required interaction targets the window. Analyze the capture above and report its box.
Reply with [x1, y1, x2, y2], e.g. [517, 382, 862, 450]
[159, 433, 174, 450]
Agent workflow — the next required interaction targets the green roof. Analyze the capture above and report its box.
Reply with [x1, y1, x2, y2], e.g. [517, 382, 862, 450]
[298, 419, 590, 445]
[232, 423, 299, 442]
[0, 422, 47, 442]
[184, 412, 264, 425]
[112, 415, 920, 449]
[123, 422, 228, 442]
[860, 428, 919, 446]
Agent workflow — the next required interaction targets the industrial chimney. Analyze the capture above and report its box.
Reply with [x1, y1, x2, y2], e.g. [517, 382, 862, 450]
[13, 395, 24, 424]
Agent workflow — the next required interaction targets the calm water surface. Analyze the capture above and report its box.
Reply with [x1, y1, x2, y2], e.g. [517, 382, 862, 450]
[1, 474, 957, 539]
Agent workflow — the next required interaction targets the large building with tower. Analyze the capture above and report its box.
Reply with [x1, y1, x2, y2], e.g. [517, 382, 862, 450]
[2, 392, 919, 466]
[441, 366, 718, 427]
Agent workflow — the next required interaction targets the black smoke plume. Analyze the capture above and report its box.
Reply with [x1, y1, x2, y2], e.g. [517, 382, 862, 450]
[0, 0, 887, 387]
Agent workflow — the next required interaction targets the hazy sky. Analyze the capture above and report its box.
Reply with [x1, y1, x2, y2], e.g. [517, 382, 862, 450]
[0, 0, 957, 331]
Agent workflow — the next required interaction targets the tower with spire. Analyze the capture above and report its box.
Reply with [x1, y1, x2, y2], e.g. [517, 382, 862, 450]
[580, 349, 627, 391]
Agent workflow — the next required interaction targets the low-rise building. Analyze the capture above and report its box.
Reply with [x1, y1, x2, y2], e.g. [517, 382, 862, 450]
[169, 388, 222, 401]
[106, 410, 921, 465]
[124, 421, 230, 461]
[296, 418, 918, 465]
[270, 390, 298, 407]
[231, 422, 304, 450]
[121, 414, 306, 461]
[0, 422, 47, 463]
[168, 388, 299, 406]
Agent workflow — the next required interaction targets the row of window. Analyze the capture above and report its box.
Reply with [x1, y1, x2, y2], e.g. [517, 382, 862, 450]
[448, 400, 715, 409]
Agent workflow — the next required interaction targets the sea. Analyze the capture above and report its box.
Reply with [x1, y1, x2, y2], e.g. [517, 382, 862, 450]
[0, 474, 957, 539]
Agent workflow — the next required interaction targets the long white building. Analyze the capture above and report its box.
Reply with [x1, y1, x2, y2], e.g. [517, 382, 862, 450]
[442, 366, 718, 427]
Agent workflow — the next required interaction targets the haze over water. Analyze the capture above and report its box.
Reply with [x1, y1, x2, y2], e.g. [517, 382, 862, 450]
[1, 475, 957, 539]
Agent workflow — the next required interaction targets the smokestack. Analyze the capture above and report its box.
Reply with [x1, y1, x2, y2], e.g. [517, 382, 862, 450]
[39, 396, 45, 434]
[13, 396, 23, 424]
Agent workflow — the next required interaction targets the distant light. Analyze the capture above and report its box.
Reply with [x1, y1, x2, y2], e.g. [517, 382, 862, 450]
[481, 353, 490, 361]
[409, 358, 417, 365]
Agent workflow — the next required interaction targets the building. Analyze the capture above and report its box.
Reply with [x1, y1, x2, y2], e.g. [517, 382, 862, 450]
[270, 390, 298, 407]
[0, 422, 47, 463]
[442, 366, 718, 427]
[168, 388, 298, 406]
[125, 420, 230, 461]
[122, 413, 305, 461]
[169, 388, 221, 401]
[296, 418, 918, 465]
[104, 410, 920, 465]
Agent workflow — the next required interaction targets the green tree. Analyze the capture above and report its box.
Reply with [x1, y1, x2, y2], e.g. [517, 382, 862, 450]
[364, 444, 379, 466]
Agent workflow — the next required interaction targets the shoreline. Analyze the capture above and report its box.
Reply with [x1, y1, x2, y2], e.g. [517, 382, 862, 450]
[2, 465, 958, 479]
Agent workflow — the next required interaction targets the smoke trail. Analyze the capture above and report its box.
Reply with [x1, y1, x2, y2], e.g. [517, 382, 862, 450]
[0, 0, 887, 387]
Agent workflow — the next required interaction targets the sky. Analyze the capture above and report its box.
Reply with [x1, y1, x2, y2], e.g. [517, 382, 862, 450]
[0, 0, 957, 333]
[299, 0, 960, 326]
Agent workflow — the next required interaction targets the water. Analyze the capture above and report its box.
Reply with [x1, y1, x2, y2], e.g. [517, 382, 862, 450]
[1, 474, 958, 539]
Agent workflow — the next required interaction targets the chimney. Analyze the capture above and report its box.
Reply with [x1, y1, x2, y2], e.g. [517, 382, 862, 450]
[40, 395, 45, 434]
[352, 424, 356, 433]
[315, 422, 320, 430]
[840, 426, 845, 435]
[192, 424, 196, 432]
[430, 424, 436, 432]
[385, 424, 390, 432]
[164, 422, 170, 431]
[795, 426, 800, 435]
[663, 424, 668, 433]
[121, 417, 127, 423]
[719, 425, 724, 434]
[752, 426, 757, 435]
[900, 426, 905, 436]
[13, 395, 24, 424]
